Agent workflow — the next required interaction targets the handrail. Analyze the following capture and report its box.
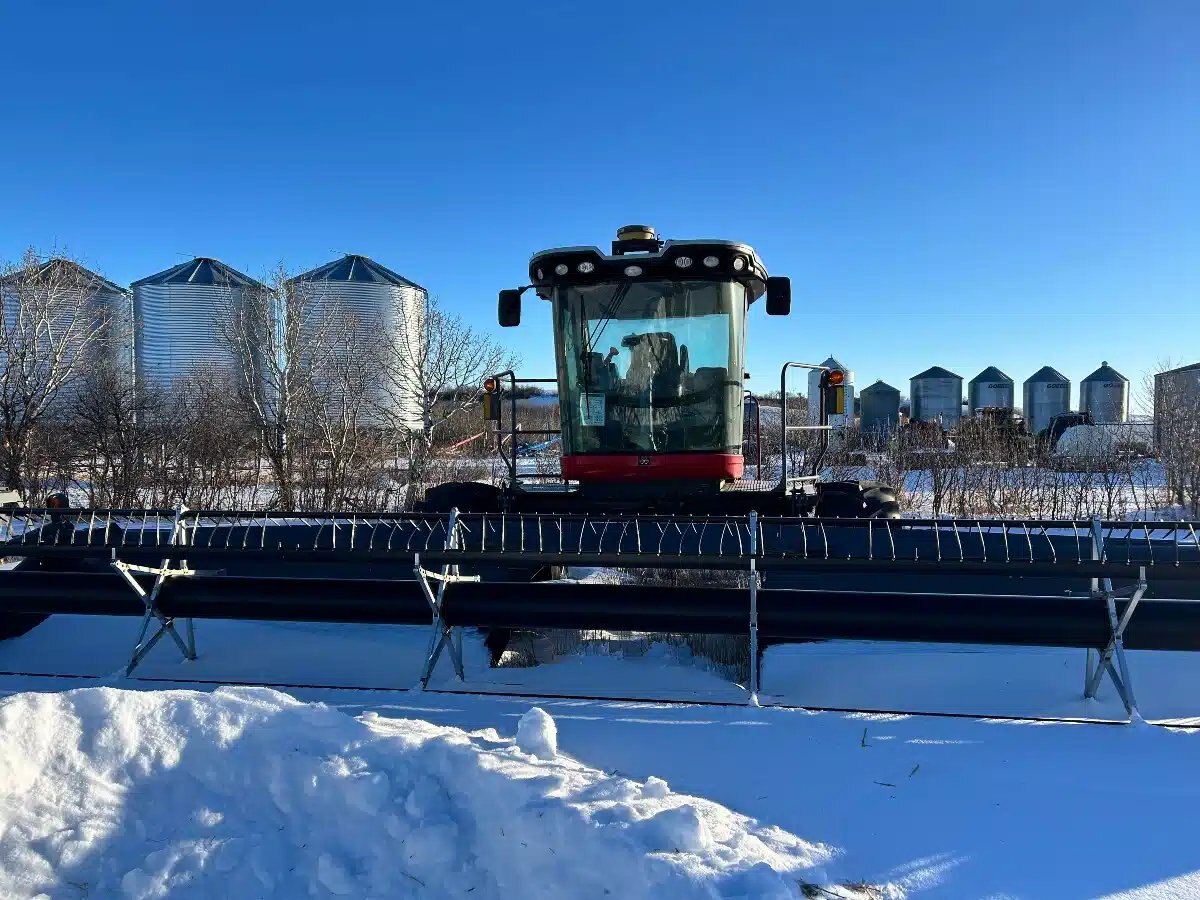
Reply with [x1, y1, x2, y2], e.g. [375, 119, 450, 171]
[778, 361, 836, 488]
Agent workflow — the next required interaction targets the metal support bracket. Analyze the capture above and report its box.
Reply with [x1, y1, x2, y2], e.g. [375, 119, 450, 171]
[417, 509, 480, 689]
[748, 510, 761, 704]
[1084, 569, 1147, 718]
[113, 505, 196, 676]
[1084, 518, 1146, 719]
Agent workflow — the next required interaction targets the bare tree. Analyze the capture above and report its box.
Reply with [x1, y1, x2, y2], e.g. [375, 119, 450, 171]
[68, 363, 161, 507]
[215, 265, 341, 510]
[0, 250, 111, 492]
[149, 367, 262, 509]
[298, 315, 390, 510]
[378, 297, 514, 508]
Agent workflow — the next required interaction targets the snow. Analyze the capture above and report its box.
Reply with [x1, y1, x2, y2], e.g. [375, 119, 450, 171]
[2, 614, 1200, 895]
[516, 394, 559, 408]
[1051, 424, 1152, 458]
[762, 641, 1200, 724]
[0, 686, 834, 899]
[644, 775, 672, 799]
[515, 706, 557, 759]
[0, 615, 435, 688]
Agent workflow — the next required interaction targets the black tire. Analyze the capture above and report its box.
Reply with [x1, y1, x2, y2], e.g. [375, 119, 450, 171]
[417, 481, 501, 514]
[484, 627, 512, 665]
[816, 480, 901, 518]
[861, 484, 901, 519]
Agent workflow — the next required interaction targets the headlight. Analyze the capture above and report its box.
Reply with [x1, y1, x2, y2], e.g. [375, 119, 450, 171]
[674, 256, 693, 269]
[624, 265, 643, 277]
[577, 261, 595, 274]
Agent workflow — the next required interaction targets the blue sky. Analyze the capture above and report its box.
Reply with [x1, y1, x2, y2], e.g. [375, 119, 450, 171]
[2, 1, 1196, 408]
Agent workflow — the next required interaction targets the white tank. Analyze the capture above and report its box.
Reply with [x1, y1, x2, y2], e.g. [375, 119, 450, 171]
[1080, 361, 1129, 423]
[910, 366, 963, 427]
[807, 356, 855, 429]
[1022, 366, 1071, 434]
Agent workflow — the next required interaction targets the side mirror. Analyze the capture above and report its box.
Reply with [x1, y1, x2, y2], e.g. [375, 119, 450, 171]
[765, 276, 791, 315]
[498, 289, 522, 327]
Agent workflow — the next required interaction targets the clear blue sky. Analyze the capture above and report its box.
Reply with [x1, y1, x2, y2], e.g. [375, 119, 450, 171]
[2, 1, 1196, 409]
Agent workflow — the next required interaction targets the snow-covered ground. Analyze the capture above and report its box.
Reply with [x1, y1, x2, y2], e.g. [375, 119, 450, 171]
[1, 615, 1200, 897]
[763, 641, 1200, 725]
[0, 687, 834, 899]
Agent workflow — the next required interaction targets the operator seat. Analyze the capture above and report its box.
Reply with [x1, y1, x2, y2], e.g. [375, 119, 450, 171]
[584, 352, 617, 391]
[620, 332, 685, 450]
[624, 332, 682, 398]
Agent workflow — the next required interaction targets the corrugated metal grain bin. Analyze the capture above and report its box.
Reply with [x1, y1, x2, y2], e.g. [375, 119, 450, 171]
[1022, 366, 1071, 435]
[910, 366, 963, 427]
[132, 257, 263, 391]
[0, 258, 133, 406]
[860, 380, 901, 433]
[1080, 361, 1129, 423]
[289, 254, 427, 431]
[968, 366, 1014, 414]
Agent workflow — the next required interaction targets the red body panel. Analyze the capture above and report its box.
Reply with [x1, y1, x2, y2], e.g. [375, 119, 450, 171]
[561, 453, 744, 482]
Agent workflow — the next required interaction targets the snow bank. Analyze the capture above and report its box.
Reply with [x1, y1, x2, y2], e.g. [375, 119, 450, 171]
[0, 687, 834, 899]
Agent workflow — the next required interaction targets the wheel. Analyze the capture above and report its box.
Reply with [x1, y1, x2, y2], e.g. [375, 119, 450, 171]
[815, 480, 900, 518]
[485, 564, 568, 664]
[858, 480, 902, 518]
[484, 627, 512, 665]
[417, 481, 500, 513]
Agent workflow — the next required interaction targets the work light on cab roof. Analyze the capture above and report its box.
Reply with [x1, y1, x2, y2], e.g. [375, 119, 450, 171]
[464, 224, 899, 519]
[498, 225, 791, 327]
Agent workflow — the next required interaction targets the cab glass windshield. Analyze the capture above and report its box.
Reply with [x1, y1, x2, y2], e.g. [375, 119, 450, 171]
[555, 280, 747, 454]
